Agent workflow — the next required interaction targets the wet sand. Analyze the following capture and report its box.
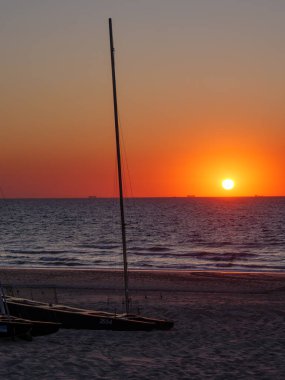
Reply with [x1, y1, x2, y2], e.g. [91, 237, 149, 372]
[0, 268, 285, 379]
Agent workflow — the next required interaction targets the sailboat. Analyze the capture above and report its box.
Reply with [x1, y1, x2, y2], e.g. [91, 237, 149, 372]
[0, 286, 60, 339]
[4, 19, 173, 331]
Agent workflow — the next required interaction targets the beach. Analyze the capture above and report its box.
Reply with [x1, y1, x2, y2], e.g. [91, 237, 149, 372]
[0, 268, 285, 379]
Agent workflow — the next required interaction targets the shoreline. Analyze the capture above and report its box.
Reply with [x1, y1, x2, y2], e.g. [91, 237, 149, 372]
[1, 265, 285, 273]
[1, 267, 285, 293]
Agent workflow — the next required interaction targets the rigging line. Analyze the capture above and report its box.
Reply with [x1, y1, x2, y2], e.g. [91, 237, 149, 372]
[112, 52, 133, 199]
[106, 46, 125, 267]
[109, 18, 129, 313]
[106, 22, 134, 201]
[118, 112, 135, 199]
[113, 50, 139, 256]
[109, 19, 140, 276]
[111, 155, 121, 269]
[108, 43, 134, 264]
[114, 130, 141, 258]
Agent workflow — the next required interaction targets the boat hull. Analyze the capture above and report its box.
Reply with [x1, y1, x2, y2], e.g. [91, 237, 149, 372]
[6, 297, 173, 331]
[0, 316, 31, 339]
[0, 314, 60, 339]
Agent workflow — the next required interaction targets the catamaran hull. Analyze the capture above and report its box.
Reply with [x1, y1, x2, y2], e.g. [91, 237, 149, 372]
[0, 318, 31, 339]
[0, 315, 60, 339]
[6, 298, 173, 331]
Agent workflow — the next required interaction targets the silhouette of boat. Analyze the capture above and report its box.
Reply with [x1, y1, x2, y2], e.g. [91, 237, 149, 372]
[1, 290, 60, 339]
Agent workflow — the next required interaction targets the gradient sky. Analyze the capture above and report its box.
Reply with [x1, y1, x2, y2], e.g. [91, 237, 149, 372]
[1, 0, 285, 197]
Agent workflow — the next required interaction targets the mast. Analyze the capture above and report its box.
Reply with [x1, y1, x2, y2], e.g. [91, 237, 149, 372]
[108, 18, 129, 314]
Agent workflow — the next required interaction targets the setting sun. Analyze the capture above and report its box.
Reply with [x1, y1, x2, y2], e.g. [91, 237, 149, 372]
[222, 178, 235, 191]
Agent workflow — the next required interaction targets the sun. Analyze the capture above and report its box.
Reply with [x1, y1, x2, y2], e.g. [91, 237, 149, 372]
[222, 178, 235, 191]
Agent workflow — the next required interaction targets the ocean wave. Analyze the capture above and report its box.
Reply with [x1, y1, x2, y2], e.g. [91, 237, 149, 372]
[0, 197, 284, 271]
[78, 244, 120, 250]
[8, 249, 70, 255]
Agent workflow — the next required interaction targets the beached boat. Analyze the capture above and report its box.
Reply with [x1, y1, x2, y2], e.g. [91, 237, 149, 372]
[0, 314, 60, 339]
[0, 314, 32, 339]
[0, 290, 60, 339]
[6, 296, 172, 331]
[5, 19, 173, 332]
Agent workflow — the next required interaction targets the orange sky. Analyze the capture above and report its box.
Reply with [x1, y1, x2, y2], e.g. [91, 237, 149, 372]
[0, 1, 285, 198]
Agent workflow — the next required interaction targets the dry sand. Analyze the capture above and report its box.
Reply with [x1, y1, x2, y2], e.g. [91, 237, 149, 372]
[0, 268, 285, 379]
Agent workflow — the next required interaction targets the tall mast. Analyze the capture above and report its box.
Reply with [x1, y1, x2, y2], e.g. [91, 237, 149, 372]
[108, 18, 129, 314]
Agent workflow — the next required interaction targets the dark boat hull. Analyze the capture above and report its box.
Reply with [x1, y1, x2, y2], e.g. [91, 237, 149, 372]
[0, 314, 60, 339]
[28, 320, 61, 337]
[0, 316, 32, 339]
[6, 297, 173, 331]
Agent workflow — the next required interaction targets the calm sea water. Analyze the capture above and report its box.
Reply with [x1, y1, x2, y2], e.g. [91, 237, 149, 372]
[0, 197, 284, 272]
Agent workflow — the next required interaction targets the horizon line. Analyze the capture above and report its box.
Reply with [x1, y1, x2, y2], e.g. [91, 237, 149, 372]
[1, 195, 285, 200]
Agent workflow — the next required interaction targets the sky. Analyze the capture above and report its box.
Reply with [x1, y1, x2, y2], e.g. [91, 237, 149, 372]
[0, 0, 285, 198]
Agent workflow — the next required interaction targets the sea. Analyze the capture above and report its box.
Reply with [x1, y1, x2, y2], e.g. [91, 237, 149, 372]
[0, 197, 284, 272]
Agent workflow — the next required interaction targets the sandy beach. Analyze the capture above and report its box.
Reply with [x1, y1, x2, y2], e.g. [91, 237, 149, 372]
[0, 268, 284, 379]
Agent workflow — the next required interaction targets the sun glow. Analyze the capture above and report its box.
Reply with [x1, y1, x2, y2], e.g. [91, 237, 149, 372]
[222, 178, 235, 191]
